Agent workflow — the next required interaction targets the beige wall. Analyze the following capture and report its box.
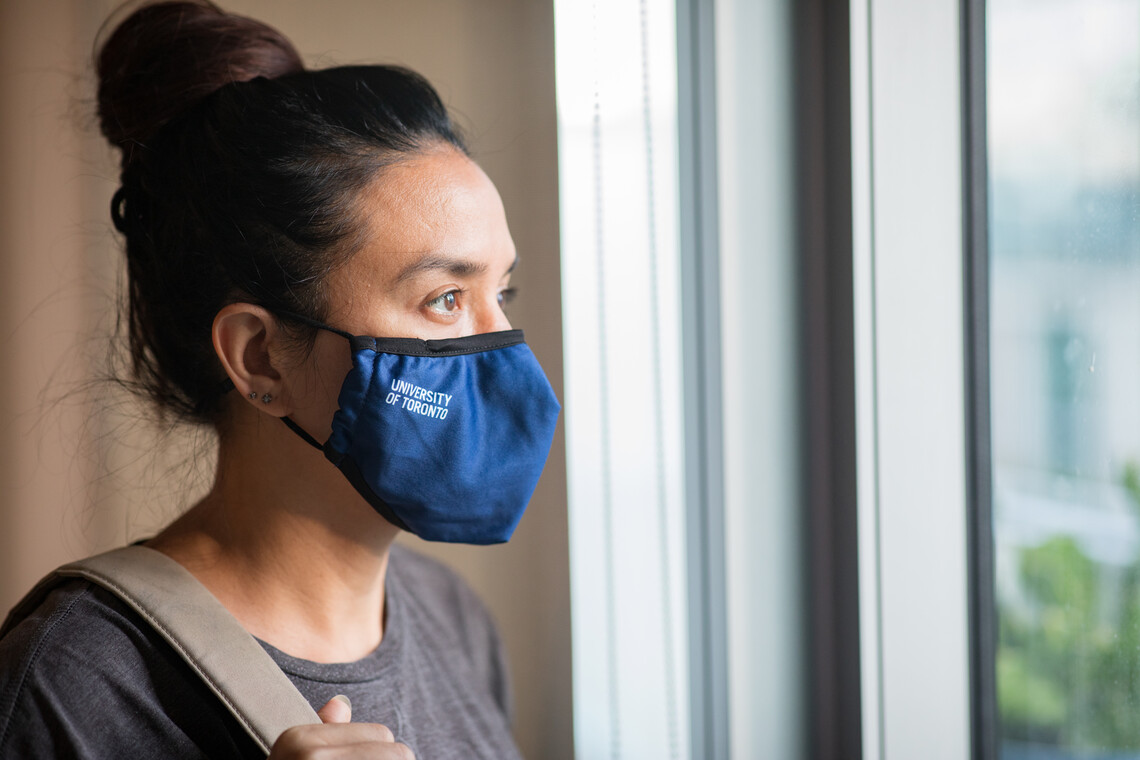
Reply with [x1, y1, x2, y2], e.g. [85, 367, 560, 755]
[0, 1, 570, 757]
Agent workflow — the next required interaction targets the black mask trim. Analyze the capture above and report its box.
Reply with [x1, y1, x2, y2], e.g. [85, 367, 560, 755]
[274, 309, 524, 356]
[350, 331, 525, 356]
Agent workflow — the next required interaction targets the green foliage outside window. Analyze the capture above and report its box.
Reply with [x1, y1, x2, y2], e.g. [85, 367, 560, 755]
[999, 462, 1140, 749]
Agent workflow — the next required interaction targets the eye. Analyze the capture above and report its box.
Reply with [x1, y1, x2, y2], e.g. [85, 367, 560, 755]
[427, 290, 461, 314]
[498, 287, 517, 307]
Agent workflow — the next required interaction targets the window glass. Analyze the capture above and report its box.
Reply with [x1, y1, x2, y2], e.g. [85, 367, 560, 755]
[988, 1, 1140, 756]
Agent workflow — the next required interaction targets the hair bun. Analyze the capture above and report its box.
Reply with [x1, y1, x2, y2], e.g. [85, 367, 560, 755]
[97, 0, 304, 168]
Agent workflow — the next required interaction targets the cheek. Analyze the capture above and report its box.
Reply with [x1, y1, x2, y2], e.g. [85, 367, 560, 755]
[288, 334, 354, 438]
[313, 349, 354, 404]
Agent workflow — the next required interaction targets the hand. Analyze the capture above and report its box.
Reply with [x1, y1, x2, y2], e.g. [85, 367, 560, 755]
[268, 695, 415, 759]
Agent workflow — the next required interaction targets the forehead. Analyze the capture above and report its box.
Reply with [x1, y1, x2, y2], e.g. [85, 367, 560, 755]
[349, 147, 514, 277]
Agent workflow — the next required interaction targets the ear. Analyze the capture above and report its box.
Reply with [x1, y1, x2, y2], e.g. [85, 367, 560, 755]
[212, 303, 287, 415]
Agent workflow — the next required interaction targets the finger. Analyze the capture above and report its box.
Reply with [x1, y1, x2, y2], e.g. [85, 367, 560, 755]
[273, 722, 398, 754]
[317, 694, 352, 724]
[294, 723, 395, 743]
[331, 740, 415, 759]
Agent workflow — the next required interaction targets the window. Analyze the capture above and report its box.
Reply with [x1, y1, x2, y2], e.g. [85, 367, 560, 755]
[555, 1, 1140, 757]
[987, 0, 1140, 756]
[555, 0, 803, 757]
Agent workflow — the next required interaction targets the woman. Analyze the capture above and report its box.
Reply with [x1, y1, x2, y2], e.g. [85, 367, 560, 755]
[0, 1, 559, 758]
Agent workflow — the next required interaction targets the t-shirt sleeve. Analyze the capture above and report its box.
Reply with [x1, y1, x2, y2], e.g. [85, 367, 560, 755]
[0, 580, 260, 760]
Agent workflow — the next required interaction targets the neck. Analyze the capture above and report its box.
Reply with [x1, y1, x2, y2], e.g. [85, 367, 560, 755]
[149, 407, 400, 663]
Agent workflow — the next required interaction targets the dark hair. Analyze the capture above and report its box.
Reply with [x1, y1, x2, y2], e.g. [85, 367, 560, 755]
[96, 0, 466, 425]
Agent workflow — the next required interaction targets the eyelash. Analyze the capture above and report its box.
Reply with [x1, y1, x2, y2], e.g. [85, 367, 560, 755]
[425, 287, 517, 315]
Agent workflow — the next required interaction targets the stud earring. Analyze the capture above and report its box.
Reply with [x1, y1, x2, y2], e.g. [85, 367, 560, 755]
[261, 393, 273, 404]
[248, 391, 258, 400]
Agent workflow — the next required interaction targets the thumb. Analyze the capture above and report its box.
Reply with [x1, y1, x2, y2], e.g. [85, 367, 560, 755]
[317, 694, 352, 724]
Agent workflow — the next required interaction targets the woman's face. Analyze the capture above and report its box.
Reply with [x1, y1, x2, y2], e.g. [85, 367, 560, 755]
[284, 146, 518, 440]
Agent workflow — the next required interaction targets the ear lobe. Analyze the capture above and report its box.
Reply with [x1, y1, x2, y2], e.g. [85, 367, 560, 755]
[212, 304, 284, 411]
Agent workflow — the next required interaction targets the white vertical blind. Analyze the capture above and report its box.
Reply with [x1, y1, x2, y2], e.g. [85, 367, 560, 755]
[554, 1, 690, 757]
[713, 0, 804, 757]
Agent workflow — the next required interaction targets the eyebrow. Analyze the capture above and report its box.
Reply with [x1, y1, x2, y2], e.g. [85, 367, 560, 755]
[394, 253, 518, 284]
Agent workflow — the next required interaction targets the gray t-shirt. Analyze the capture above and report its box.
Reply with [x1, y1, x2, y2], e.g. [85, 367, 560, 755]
[0, 544, 521, 760]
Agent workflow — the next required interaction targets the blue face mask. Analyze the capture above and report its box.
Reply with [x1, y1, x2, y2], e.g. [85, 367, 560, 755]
[279, 315, 560, 545]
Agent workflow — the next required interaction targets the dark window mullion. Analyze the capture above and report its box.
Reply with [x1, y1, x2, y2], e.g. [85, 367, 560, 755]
[963, 0, 998, 757]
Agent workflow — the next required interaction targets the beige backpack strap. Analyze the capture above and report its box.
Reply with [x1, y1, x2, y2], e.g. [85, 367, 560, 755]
[53, 545, 320, 754]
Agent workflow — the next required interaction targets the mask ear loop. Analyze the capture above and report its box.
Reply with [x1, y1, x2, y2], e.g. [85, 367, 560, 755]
[274, 310, 355, 341]
[281, 417, 325, 451]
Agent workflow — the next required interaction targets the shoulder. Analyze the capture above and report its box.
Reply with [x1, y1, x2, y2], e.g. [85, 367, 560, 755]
[2, 577, 164, 667]
[1, 578, 155, 721]
[387, 544, 498, 649]
[388, 543, 495, 642]
[0, 577, 256, 759]
[387, 543, 512, 716]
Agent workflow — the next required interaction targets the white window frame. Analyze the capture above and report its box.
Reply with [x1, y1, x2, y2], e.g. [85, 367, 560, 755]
[851, 0, 974, 756]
